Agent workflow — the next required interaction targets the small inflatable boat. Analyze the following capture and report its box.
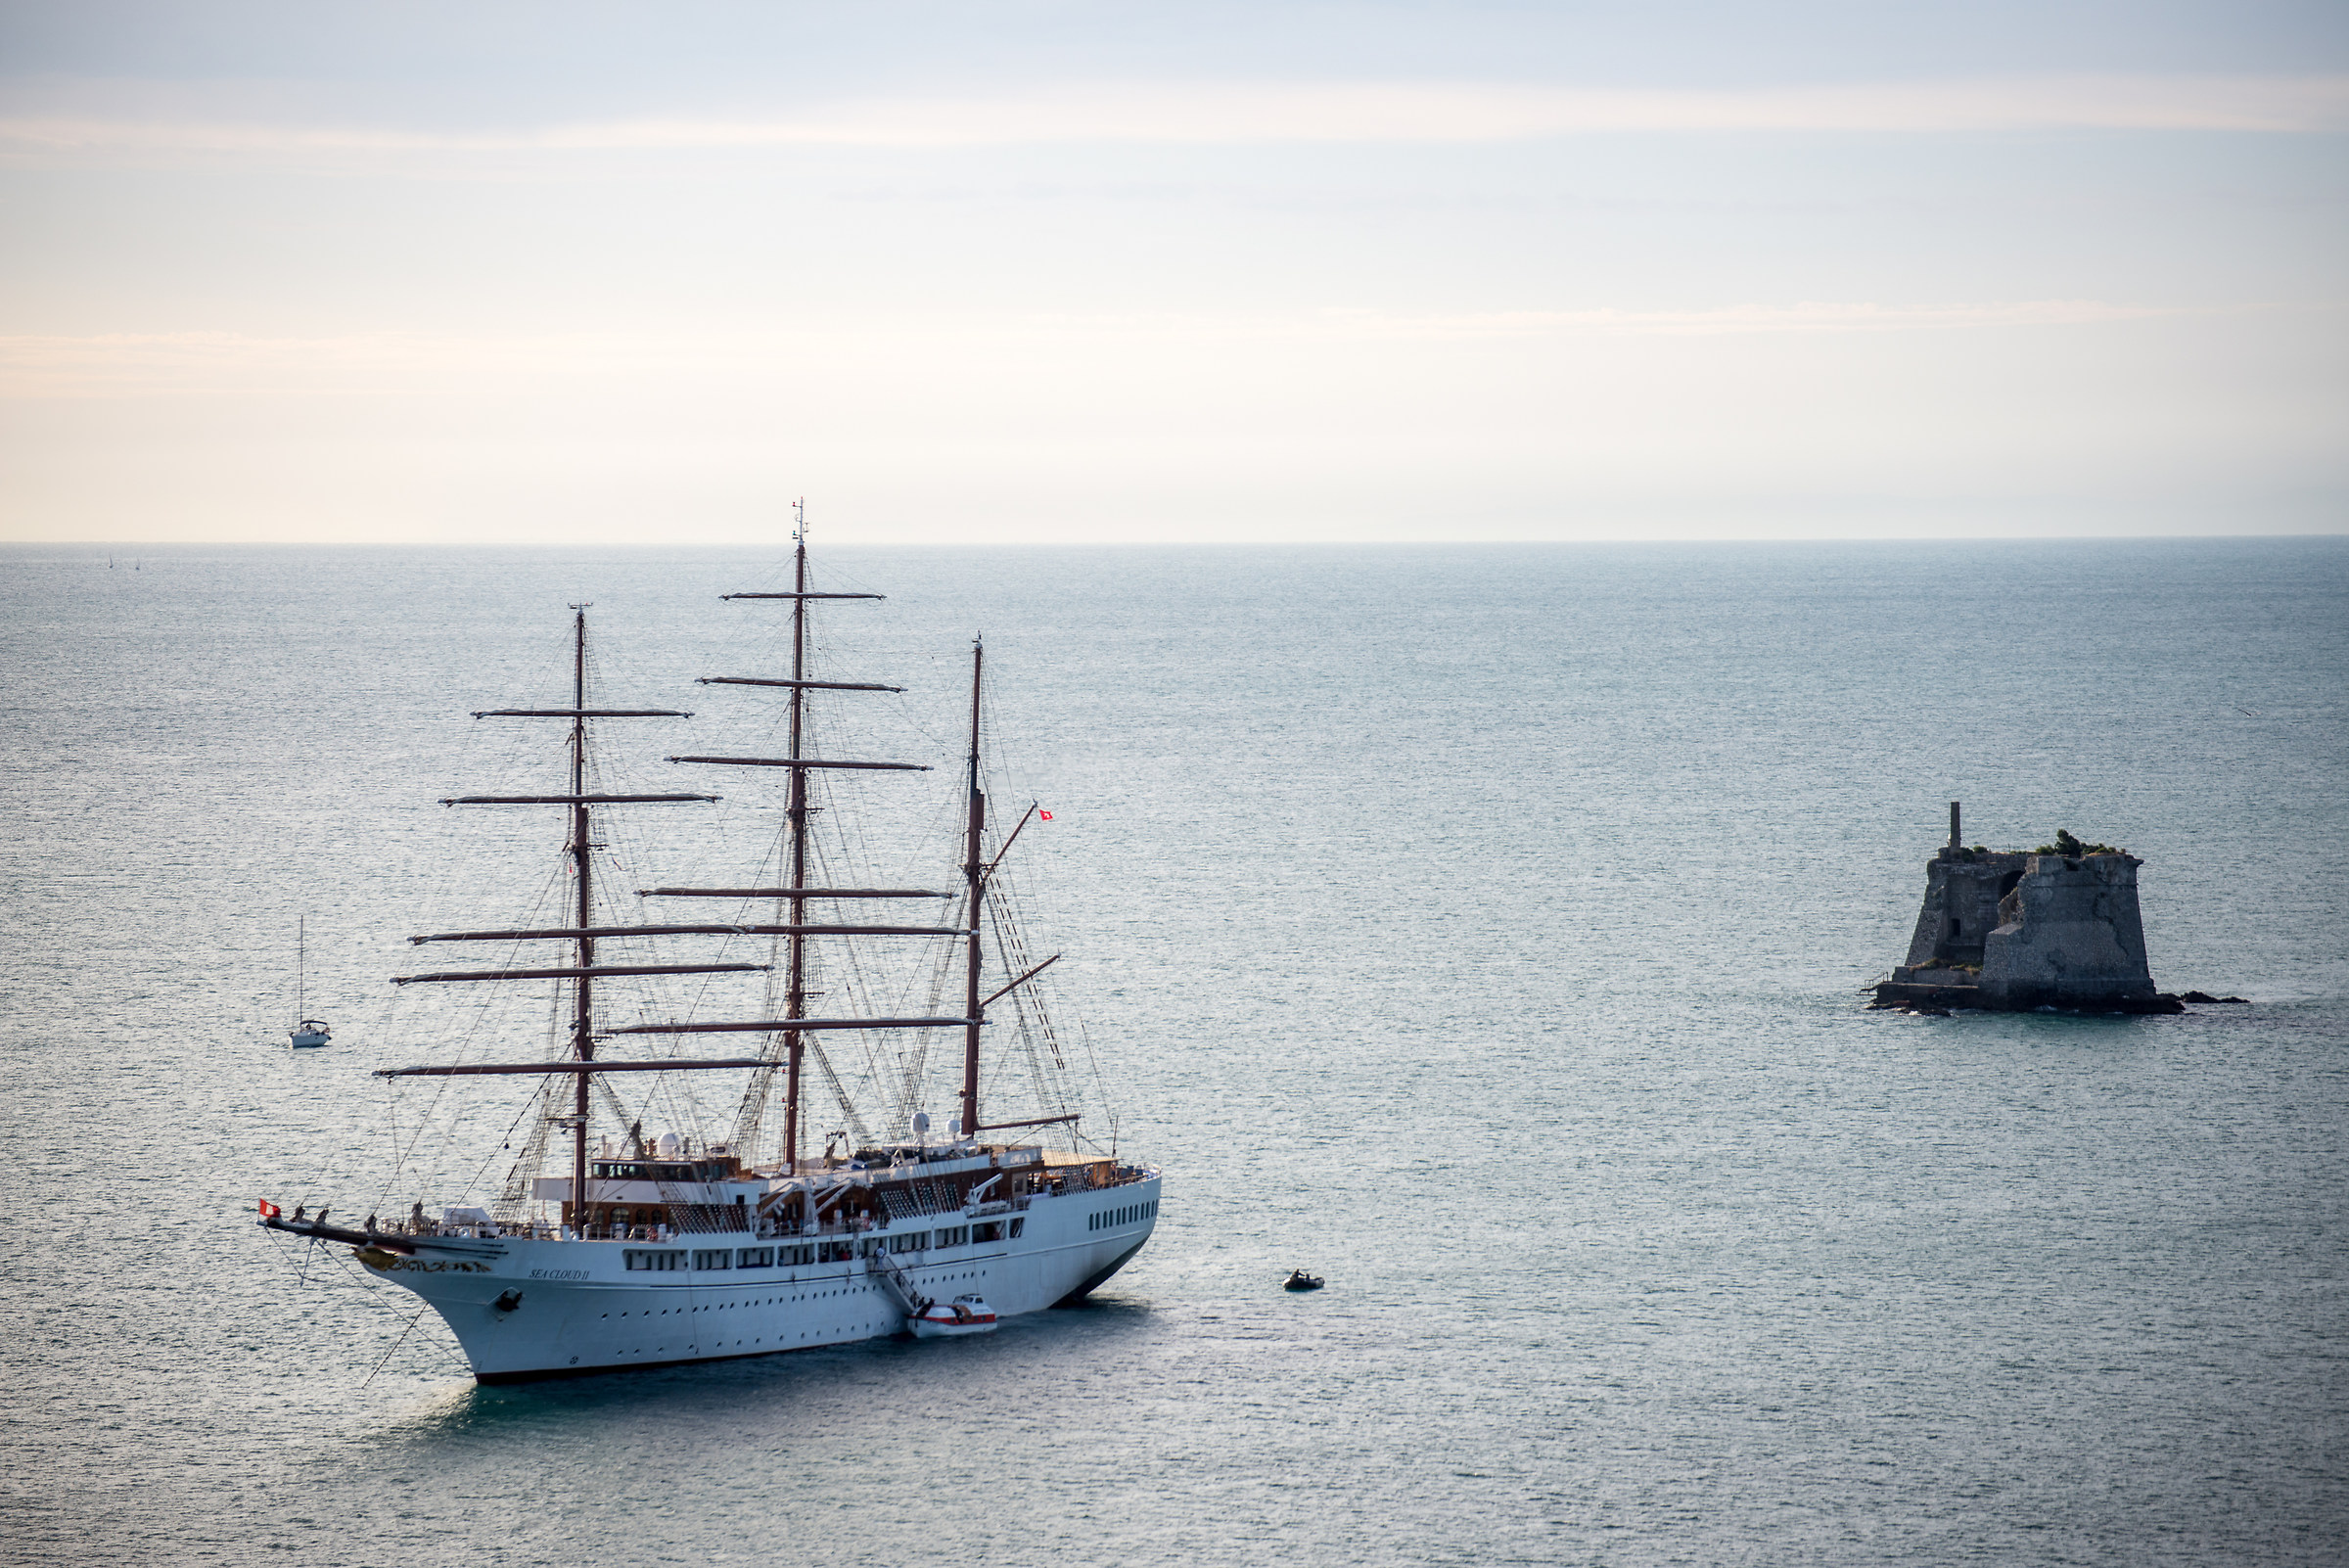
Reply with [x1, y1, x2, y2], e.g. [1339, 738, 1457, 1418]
[1283, 1269, 1324, 1292]
[908, 1294, 998, 1337]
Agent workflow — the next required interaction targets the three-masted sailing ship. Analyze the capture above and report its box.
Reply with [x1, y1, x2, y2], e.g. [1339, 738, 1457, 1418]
[259, 524, 1159, 1382]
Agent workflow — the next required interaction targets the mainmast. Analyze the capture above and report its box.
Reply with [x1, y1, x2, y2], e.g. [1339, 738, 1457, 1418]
[569, 607, 594, 1219]
[782, 507, 811, 1172]
[959, 639, 986, 1141]
[647, 500, 974, 1177]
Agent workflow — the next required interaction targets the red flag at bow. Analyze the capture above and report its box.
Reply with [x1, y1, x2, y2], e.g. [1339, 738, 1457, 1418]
[257, 1199, 281, 1219]
[1038, 810, 1053, 820]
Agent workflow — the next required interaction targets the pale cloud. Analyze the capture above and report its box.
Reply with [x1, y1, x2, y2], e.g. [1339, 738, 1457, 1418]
[1312, 300, 2187, 338]
[3, 73, 2345, 165]
[0, 302, 2200, 398]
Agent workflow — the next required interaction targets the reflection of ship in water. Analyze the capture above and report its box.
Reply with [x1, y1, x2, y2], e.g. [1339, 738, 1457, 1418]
[260, 514, 1157, 1381]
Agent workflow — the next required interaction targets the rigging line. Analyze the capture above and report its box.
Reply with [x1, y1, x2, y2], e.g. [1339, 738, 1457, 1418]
[807, 1035, 872, 1149]
[724, 821, 798, 1154]
[990, 855, 1082, 1087]
[811, 832, 893, 1125]
[259, 1227, 330, 1295]
[471, 1075, 559, 1211]
[391, 853, 572, 1197]
[986, 885, 1063, 1128]
[310, 1241, 464, 1379]
[592, 1073, 634, 1146]
[360, 1299, 439, 1389]
[492, 1084, 560, 1223]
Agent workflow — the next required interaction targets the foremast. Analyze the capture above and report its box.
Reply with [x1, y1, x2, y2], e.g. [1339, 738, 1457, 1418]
[381, 607, 744, 1230]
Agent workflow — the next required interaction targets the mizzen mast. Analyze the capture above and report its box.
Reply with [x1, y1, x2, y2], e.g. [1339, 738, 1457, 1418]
[959, 638, 986, 1142]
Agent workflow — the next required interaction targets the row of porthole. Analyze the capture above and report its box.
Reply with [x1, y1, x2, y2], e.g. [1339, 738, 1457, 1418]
[594, 1270, 987, 1319]
[602, 1285, 874, 1318]
[1089, 1197, 1161, 1232]
[603, 1323, 880, 1359]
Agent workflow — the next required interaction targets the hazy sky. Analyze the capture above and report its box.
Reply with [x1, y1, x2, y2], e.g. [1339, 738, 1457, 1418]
[2, 2, 2343, 543]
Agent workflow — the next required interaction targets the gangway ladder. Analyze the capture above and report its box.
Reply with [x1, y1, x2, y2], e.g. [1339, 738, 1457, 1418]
[866, 1245, 933, 1319]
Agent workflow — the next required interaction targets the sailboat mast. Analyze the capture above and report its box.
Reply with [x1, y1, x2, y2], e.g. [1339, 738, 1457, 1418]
[570, 608, 593, 1219]
[959, 639, 985, 1140]
[295, 916, 304, 1021]
[782, 505, 810, 1172]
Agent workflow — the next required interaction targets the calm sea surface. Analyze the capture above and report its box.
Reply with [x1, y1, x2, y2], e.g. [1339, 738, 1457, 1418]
[1, 539, 2344, 1566]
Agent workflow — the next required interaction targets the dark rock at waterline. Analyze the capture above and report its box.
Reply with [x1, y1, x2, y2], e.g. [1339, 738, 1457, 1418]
[1867, 989, 2188, 1016]
[2178, 991, 2250, 1005]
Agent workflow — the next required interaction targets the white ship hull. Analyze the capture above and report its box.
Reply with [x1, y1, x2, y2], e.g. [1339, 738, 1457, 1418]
[359, 1176, 1159, 1383]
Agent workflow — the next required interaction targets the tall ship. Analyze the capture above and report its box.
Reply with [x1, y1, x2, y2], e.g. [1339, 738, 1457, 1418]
[260, 520, 1160, 1382]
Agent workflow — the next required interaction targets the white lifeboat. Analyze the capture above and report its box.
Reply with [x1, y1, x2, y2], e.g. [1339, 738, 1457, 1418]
[907, 1294, 998, 1338]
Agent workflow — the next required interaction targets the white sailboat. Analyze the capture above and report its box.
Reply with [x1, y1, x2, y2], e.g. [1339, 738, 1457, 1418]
[289, 917, 330, 1048]
[260, 515, 1158, 1381]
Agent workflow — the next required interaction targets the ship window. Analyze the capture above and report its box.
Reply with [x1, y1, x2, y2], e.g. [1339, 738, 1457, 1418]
[778, 1244, 815, 1266]
[693, 1250, 731, 1270]
[736, 1247, 773, 1269]
[892, 1231, 929, 1253]
[624, 1250, 685, 1271]
[934, 1225, 969, 1248]
[972, 1222, 1003, 1243]
[1009, 1218, 1025, 1238]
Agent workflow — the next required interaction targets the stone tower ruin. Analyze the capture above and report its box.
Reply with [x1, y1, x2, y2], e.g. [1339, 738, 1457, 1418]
[1874, 803, 2166, 1013]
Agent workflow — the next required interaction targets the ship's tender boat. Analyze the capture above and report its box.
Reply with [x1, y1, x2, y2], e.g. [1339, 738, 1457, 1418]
[909, 1294, 998, 1337]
